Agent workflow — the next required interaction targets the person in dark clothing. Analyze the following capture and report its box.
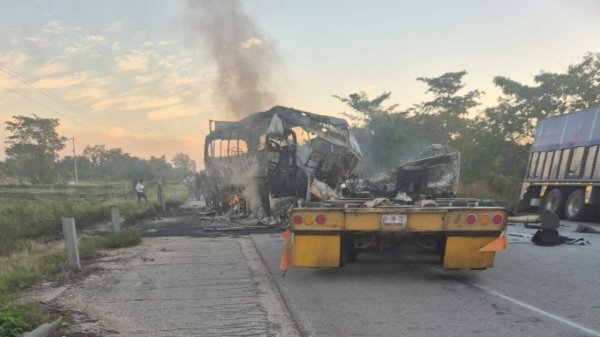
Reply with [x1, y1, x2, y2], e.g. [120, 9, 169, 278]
[532, 210, 567, 246]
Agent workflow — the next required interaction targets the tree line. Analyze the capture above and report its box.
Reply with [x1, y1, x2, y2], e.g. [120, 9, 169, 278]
[2, 52, 598, 204]
[335, 52, 600, 206]
[0, 115, 196, 184]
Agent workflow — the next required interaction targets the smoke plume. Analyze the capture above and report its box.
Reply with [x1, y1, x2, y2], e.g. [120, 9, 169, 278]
[184, 0, 279, 116]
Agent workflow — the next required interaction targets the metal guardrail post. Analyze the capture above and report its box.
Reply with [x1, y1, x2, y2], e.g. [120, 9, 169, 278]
[23, 317, 62, 337]
[110, 206, 121, 236]
[61, 217, 81, 271]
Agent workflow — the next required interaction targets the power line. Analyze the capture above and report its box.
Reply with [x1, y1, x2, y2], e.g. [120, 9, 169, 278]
[0, 83, 93, 129]
[0, 63, 115, 131]
[0, 64, 141, 151]
[0, 83, 137, 151]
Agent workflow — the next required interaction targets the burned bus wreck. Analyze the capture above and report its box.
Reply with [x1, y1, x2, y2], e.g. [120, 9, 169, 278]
[203, 106, 363, 216]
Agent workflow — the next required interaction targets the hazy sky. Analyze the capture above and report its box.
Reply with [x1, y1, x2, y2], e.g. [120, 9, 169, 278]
[0, 0, 599, 164]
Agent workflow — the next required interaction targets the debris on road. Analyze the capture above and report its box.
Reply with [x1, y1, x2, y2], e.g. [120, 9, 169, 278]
[508, 232, 533, 238]
[531, 210, 590, 246]
[575, 224, 600, 234]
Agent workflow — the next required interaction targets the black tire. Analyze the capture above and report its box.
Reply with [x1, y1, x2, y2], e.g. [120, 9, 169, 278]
[564, 190, 589, 221]
[339, 236, 348, 268]
[348, 244, 358, 263]
[340, 236, 357, 266]
[540, 188, 565, 218]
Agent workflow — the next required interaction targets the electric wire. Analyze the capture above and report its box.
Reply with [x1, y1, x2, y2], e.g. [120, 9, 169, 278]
[0, 63, 115, 131]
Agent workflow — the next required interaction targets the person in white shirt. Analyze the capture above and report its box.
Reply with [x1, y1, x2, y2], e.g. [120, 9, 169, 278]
[135, 180, 148, 204]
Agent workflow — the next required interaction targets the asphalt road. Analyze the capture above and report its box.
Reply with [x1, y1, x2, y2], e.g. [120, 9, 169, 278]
[50, 202, 600, 337]
[251, 221, 600, 337]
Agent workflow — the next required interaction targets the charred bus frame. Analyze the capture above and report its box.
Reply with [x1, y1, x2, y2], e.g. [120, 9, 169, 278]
[203, 106, 363, 215]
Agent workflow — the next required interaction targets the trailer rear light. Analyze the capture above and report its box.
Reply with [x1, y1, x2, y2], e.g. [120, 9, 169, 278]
[492, 214, 504, 225]
[465, 214, 478, 225]
[315, 214, 326, 225]
[292, 215, 303, 225]
[480, 214, 490, 225]
[304, 216, 314, 225]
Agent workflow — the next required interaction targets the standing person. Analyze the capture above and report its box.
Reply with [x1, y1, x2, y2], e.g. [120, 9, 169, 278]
[136, 179, 148, 204]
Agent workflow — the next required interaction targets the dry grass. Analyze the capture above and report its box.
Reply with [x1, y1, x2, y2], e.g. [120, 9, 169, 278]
[0, 240, 65, 294]
[0, 240, 63, 336]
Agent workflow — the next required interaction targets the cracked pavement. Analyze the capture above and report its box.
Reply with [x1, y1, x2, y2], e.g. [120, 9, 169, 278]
[56, 235, 298, 337]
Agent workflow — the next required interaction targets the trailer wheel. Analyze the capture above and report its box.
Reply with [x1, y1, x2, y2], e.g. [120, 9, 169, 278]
[541, 188, 565, 218]
[340, 236, 357, 266]
[348, 244, 358, 263]
[565, 190, 588, 221]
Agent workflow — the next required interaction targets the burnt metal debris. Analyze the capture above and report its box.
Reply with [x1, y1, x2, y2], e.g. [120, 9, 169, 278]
[203, 106, 363, 216]
[345, 144, 460, 201]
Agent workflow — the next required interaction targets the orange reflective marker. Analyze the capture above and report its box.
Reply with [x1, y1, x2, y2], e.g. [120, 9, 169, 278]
[479, 231, 507, 252]
[279, 230, 292, 272]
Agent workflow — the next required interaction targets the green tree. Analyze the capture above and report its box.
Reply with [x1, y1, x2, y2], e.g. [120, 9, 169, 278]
[332, 91, 399, 126]
[410, 71, 483, 145]
[4, 115, 67, 183]
[487, 52, 600, 143]
[172, 153, 195, 174]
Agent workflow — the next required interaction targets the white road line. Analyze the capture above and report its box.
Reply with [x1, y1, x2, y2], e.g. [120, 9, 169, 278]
[423, 264, 600, 337]
[471, 283, 600, 337]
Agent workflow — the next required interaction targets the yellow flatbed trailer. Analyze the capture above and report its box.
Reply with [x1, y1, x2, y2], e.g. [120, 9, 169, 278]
[289, 205, 507, 270]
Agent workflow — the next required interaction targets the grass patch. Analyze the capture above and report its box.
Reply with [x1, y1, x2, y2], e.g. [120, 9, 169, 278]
[0, 241, 65, 294]
[0, 241, 62, 337]
[0, 182, 184, 336]
[0, 301, 51, 337]
[0, 230, 142, 335]
[79, 229, 142, 261]
[0, 182, 186, 255]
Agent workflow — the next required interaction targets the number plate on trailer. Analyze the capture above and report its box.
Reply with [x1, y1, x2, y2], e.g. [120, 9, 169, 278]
[381, 214, 407, 227]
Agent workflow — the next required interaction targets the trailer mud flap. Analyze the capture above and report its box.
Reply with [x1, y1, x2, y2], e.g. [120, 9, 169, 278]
[294, 235, 341, 268]
[443, 236, 496, 270]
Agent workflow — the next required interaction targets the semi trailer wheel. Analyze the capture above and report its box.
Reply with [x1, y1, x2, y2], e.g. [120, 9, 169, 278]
[565, 189, 589, 221]
[541, 188, 565, 218]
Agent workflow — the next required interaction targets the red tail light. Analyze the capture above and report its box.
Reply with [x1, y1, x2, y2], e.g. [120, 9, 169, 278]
[315, 214, 326, 225]
[465, 214, 478, 225]
[492, 214, 504, 225]
[292, 215, 303, 225]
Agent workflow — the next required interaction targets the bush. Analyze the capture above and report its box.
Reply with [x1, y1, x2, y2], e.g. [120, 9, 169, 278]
[0, 301, 51, 337]
[0, 304, 30, 337]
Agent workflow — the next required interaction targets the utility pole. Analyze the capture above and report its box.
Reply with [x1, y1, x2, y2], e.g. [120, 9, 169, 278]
[71, 137, 78, 183]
